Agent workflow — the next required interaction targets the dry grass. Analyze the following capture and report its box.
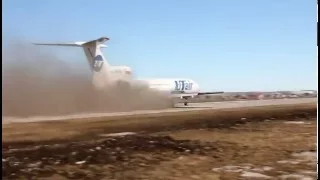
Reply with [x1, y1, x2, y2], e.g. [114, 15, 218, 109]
[2, 103, 317, 180]
[2, 102, 316, 144]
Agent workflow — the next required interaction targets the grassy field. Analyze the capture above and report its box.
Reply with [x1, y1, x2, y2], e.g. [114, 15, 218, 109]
[2, 102, 316, 144]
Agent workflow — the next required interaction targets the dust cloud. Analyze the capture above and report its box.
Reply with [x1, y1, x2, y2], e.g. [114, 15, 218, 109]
[2, 41, 172, 117]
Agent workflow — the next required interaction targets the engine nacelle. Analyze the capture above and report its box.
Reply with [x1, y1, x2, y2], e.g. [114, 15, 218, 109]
[107, 66, 133, 82]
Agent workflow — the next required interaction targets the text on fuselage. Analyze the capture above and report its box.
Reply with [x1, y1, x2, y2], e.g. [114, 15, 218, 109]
[174, 80, 193, 91]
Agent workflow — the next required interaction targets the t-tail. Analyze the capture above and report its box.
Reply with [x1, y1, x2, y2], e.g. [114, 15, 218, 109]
[33, 37, 111, 89]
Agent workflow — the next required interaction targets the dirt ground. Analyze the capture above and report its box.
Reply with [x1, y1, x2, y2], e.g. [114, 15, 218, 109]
[2, 104, 317, 180]
[2, 103, 315, 143]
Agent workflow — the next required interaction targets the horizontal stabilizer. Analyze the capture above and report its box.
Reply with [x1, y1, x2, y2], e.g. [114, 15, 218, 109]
[33, 42, 107, 48]
[32, 37, 110, 48]
[32, 42, 85, 47]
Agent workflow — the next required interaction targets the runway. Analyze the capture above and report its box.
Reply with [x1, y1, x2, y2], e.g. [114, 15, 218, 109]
[2, 98, 316, 124]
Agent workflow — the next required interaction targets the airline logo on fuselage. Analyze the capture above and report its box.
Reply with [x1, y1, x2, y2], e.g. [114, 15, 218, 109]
[174, 80, 193, 91]
[92, 55, 104, 72]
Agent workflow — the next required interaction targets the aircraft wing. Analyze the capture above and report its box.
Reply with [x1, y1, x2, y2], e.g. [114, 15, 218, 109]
[197, 91, 224, 95]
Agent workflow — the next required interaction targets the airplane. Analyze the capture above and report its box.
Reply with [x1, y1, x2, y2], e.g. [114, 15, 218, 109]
[33, 37, 224, 106]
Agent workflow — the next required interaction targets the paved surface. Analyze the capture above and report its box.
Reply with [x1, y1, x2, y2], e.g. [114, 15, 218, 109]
[2, 98, 316, 124]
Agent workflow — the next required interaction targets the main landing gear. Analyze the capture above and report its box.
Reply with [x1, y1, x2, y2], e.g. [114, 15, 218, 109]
[183, 97, 189, 106]
[172, 97, 190, 107]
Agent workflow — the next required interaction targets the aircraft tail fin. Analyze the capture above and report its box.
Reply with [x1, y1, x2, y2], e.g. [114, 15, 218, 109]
[33, 37, 111, 89]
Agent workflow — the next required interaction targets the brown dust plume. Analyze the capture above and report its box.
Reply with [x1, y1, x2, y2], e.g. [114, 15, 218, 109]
[2, 41, 172, 117]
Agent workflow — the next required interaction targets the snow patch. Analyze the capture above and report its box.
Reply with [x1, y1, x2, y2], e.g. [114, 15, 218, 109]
[99, 132, 136, 137]
[241, 171, 272, 179]
[279, 174, 314, 180]
[284, 121, 310, 124]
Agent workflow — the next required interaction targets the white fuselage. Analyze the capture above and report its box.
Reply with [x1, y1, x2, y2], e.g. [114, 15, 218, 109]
[139, 78, 201, 97]
[105, 68, 201, 98]
[127, 78, 200, 98]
